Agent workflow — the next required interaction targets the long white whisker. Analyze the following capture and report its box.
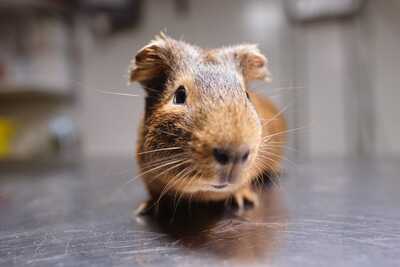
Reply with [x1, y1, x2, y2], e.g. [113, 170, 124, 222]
[139, 154, 186, 171]
[124, 159, 185, 186]
[138, 147, 182, 155]
[97, 90, 139, 97]
[148, 159, 192, 183]
[251, 84, 304, 93]
[263, 126, 308, 140]
[261, 103, 292, 127]
[260, 143, 298, 152]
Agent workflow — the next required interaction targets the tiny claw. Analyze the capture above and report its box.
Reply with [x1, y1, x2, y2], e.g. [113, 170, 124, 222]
[135, 201, 153, 216]
[231, 186, 259, 214]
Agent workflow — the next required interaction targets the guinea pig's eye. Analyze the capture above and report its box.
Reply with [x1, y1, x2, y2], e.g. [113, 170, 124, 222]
[173, 85, 187, 105]
[246, 91, 250, 100]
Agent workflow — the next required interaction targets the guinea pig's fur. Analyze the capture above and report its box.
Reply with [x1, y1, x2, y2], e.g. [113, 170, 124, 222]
[129, 33, 286, 212]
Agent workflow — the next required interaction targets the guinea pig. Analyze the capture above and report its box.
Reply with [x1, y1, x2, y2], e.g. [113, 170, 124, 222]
[129, 33, 286, 214]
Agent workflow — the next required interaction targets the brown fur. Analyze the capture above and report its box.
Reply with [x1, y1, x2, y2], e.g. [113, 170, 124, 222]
[129, 33, 286, 208]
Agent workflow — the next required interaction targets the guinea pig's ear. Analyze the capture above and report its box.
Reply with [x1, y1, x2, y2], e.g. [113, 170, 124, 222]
[232, 45, 271, 83]
[129, 33, 174, 91]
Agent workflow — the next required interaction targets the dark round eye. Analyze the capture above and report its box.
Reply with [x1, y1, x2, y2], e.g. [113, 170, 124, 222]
[246, 91, 250, 100]
[173, 85, 187, 105]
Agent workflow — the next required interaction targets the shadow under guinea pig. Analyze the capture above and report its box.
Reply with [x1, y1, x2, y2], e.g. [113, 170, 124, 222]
[135, 180, 288, 265]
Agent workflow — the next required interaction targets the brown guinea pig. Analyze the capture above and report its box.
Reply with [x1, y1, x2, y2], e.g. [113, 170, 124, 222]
[129, 33, 286, 214]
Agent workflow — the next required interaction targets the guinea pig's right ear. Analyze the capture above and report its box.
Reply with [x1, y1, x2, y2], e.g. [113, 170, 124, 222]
[232, 45, 272, 83]
[129, 35, 173, 92]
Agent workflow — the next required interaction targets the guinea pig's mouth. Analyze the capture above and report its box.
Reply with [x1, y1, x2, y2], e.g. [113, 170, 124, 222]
[211, 183, 230, 189]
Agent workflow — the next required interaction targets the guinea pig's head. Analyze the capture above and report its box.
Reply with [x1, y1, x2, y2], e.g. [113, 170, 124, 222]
[130, 34, 271, 194]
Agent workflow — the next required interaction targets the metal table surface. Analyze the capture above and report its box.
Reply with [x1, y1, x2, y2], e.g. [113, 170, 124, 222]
[0, 158, 399, 267]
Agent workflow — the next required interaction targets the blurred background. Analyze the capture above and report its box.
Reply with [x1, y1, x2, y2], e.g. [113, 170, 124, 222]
[1, 0, 399, 168]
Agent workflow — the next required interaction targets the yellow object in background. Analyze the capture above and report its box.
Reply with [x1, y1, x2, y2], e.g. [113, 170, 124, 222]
[0, 118, 16, 158]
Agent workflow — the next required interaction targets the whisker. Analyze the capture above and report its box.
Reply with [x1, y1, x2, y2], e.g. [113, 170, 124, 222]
[97, 90, 139, 97]
[154, 176, 182, 211]
[264, 141, 287, 145]
[260, 143, 298, 152]
[151, 161, 195, 212]
[147, 159, 192, 184]
[108, 158, 186, 201]
[138, 146, 182, 155]
[256, 159, 288, 193]
[173, 165, 192, 181]
[123, 159, 186, 186]
[139, 153, 186, 169]
[267, 87, 305, 97]
[263, 126, 308, 140]
[269, 85, 304, 92]
[251, 84, 304, 93]
[258, 151, 297, 169]
[173, 168, 197, 214]
[186, 170, 201, 215]
[261, 103, 292, 127]
[153, 177, 180, 214]
[143, 86, 161, 94]
[141, 156, 187, 172]
[252, 161, 265, 192]
[254, 158, 281, 187]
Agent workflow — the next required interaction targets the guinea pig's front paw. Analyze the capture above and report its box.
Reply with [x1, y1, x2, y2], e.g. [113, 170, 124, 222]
[231, 185, 259, 214]
[135, 200, 153, 216]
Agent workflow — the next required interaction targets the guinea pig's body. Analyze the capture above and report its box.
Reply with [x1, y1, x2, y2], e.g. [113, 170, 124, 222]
[130, 34, 286, 213]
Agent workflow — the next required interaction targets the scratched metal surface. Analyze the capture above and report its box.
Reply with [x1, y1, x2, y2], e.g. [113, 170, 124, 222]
[0, 158, 400, 267]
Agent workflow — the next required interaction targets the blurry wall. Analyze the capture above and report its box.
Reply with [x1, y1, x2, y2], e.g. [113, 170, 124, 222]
[80, 0, 400, 159]
[367, 0, 400, 157]
[292, 0, 400, 158]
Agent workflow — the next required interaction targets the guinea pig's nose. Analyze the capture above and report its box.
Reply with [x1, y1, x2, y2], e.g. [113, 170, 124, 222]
[213, 148, 230, 165]
[213, 146, 250, 165]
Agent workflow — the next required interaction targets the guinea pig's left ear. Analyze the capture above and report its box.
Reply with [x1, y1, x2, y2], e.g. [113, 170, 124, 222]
[233, 45, 272, 83]
[128, 33, 174, 90]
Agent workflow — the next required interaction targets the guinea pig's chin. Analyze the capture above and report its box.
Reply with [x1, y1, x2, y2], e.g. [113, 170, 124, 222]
[188, 179, 243, 193]
[205, 182, 242, 193]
